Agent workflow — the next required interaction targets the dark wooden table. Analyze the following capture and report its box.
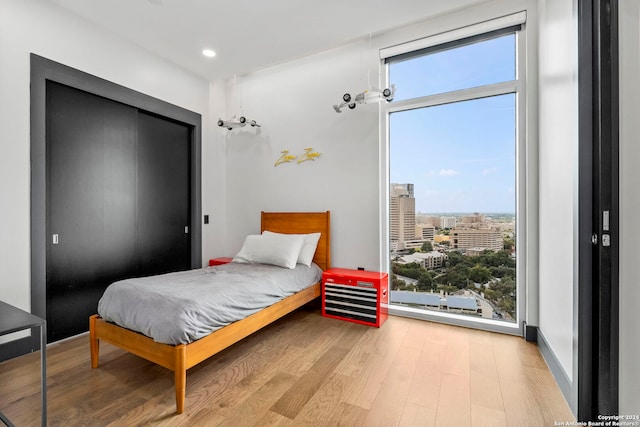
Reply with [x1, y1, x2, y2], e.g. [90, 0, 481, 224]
[0, 301, 47, 426]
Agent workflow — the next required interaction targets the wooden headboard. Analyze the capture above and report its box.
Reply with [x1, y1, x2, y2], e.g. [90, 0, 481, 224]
[260, 211, 331, 271]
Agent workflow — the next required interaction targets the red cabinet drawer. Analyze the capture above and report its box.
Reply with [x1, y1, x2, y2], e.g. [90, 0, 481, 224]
[322, 268, 388, 327]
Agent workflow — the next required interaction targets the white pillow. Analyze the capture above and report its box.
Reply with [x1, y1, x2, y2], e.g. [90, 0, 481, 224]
[232, 233, 305, 269]
[262, 230, 321, 267]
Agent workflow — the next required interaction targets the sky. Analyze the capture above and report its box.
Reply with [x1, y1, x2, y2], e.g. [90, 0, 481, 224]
[389, 34, 517, 214]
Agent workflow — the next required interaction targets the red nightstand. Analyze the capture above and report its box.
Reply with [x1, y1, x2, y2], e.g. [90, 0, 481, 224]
[208, 257, 233, 266]
[322, 268, 389, 327]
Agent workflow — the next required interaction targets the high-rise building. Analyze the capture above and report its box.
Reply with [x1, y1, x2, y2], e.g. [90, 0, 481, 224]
[390, 183, 416, 246]
[450, 228, 504, 251]
[440, 216, 457, 229]
[424, 216, 441, 227]
[416, 225, 435, 241]
[461, 213, 486, 224]
[392, 183, 414, 198]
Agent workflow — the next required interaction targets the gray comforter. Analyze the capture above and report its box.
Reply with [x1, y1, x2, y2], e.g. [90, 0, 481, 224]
[97, 262, 322, 345]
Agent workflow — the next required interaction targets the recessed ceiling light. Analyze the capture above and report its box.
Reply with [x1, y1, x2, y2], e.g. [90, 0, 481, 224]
[202, 49, 216, 58]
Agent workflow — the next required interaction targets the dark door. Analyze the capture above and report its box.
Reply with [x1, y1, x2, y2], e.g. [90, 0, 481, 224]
[136, 111, 191, 275]
[46, 82, 138, 341]
[578, 0, 619, 419]
[46, 82, 191, 342]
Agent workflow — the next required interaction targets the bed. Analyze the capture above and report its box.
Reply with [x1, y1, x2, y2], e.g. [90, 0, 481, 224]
[89, 211, 331, 414]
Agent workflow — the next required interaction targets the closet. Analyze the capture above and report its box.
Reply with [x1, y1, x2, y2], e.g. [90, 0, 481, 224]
[46, 81, 191, 342]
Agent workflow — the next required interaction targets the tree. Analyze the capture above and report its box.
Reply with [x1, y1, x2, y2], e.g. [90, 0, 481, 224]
[417, 271, 433, 291]
[446, 250, 464, 267]
[468, 264, 491, 284]
[442, 285, 458, 294]
[490, 266, 515, 279]
[392, 277, 407, 290]
[503, 236, 515, 251]
[487, 250, 515, 268]
[445, 267, 467, 288]
[392, 262, 424, 280]
[421, 241, 433, 252]
[499, 297, 515, 317]
[494, 276, 515, 296]
[483, 288, 497, 302]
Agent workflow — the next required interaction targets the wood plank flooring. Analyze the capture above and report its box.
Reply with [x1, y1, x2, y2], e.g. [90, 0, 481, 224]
[0, 306, 575, 426]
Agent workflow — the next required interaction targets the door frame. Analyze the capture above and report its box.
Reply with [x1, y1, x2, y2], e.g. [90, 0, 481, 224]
[28, 54, 202, 352]
[577, 0, 619, 419]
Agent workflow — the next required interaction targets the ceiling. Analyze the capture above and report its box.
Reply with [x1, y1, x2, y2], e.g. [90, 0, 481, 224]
[48, 0, 485, 81]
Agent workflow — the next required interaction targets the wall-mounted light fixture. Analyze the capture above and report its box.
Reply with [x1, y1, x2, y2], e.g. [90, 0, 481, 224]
[217, 116, 261, 131]
[333, 85, 395, 113]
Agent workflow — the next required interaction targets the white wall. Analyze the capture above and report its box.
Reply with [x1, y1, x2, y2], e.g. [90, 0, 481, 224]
[618, 0, 640, 414]
[537, 0, 578, 398]
[0, 0, 216, 321]
[203, 79, 229, 260]
[221, 41, 381, 269]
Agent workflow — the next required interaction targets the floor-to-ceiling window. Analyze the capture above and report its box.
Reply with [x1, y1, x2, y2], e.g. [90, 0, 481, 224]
[384, 14, 526, 334]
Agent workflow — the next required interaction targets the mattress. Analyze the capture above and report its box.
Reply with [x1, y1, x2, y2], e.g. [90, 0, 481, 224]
[97, 262, 322, 345]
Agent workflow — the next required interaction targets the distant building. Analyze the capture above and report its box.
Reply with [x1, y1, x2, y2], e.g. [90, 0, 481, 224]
[445, 295, 480, 314]
[416, 225, 435, 241]
[466, 247, 489, 257]
[397, 251, 447, 270]
[390, 290, 479, 315]
[492, 221, 516, 232]
[403, 239, 429, 251]
[451, 228, 503, 251]
[434, 234, 451, 243]
[390, 183, 416, 247]
[440, 216, 457, 229]
[461, 213, 486, 224]
[424, 216, 441, 228]
[392, 183, 414, 197]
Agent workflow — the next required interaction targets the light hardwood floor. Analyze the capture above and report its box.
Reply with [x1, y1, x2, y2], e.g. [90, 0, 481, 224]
[0, 306, 575, 426]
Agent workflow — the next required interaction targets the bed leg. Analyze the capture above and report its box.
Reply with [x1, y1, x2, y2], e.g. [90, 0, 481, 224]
[175, 344, 186, 414]
[89, 315, 100, 368]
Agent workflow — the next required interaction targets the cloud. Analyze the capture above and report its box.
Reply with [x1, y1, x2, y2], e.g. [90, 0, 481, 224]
[482, 167, 498, 175]
[438, 169, 460, 177]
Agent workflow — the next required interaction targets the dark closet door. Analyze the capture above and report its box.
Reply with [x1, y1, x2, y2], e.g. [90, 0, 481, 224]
[47, 82, 138, 341]
[136, 112, 191, 275]
[46, 84, 192, 342]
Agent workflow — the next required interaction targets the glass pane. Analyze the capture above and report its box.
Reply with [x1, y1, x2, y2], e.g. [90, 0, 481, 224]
[390, 34, 516, 101]
[389, 94, 517, 323]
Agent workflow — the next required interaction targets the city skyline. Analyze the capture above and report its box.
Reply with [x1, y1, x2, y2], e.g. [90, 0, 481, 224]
[414, 210, 516, 217]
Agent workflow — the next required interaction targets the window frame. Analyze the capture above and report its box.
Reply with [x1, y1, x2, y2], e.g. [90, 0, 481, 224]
[381, 19, 528, 336]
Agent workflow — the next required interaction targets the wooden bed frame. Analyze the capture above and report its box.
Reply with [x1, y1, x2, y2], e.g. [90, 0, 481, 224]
[89, 211, 331, 414]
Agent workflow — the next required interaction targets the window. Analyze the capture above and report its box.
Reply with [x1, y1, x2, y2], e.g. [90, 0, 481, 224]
[385, 18, 525, 333]
[391, 34, 516, 101]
